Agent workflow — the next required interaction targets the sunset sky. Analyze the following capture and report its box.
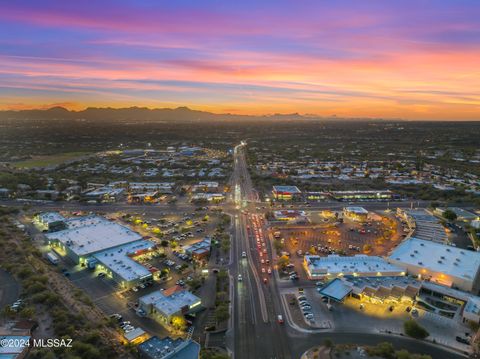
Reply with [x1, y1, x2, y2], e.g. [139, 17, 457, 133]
[0, 0, 479, 119]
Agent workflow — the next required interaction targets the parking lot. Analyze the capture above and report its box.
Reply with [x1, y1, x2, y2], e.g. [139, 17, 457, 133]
[272, 210, 403, 258]
[28, 206, 227, 341]
[283, 286, 473, 352]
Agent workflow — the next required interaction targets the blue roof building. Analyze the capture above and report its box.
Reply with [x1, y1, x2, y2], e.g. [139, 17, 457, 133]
[138, 336, 200, 359]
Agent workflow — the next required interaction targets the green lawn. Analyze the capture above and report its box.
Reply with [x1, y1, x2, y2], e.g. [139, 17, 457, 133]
[13, 152, 91, 169]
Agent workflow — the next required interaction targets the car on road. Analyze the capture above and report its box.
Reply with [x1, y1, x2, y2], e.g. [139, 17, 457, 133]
[305, 313, 314, 320]
[242, 251, 247, 258]
[267, 268, 272, 275]
[238, 274, 243, 282]
[263, 278, 268, 284]
[277, 315, 284, 324]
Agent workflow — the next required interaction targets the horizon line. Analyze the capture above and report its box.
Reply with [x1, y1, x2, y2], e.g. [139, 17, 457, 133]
[2, 104, 480, 122]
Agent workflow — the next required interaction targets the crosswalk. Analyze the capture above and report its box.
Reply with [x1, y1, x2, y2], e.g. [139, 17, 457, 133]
[186, 326, 194, 340]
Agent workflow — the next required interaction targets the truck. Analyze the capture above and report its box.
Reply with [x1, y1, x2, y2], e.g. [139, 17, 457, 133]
[45, 251, 60, 265]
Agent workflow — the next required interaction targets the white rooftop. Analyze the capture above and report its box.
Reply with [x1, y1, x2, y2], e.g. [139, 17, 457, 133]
[344, 206, 369, 214]
[305, 255, 403, 275]
[94, 240, 154, 282]
[86, 187, 124, 196]
[389, 237, 480, 280]
[46, 216, 143, 257]
[140, 289, 201, 317]
[123, 327, 146, 342]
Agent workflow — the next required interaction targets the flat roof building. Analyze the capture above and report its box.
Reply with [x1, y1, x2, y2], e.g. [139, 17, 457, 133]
[46, 216, 143, 263]
[388, 237, 480, 293]
[331, 190, 395, 201]
[183, 237, 211, 260]
[139, 289, 202, 327]
[84, 187, 125, 202]
[129, 182, 174, 194]
[272, 185, 302, 200]
[343, 206, 369, 222]
[93, 239, 155, 289]
[35, 212, 66, 232]
[138, 336, 200, 359]
[303, 254, 404, 280]
[272, 210, 308, 222]
[192, 181, 220, 193]
[190, 193, 225, 202]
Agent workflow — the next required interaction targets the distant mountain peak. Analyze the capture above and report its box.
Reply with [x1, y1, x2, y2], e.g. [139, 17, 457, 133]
[47, 106, 69, 112]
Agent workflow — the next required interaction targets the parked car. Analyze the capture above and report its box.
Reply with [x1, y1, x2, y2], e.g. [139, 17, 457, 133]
[110, 313, 122, 321]
[456, 336, 471, 345]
